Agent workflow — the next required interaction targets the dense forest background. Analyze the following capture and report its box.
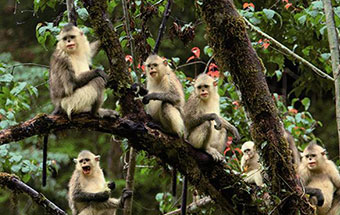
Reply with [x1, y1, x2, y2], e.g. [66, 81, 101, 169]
[0, 0, 339, 214]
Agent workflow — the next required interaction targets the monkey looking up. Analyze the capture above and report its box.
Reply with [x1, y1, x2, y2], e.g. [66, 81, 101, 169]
[68, 150, 132, 215]
[183, 74, 240, 161]
[142, 54, 185, 137]
[298, 143, 340, 215]
[49, 23, 117, 119]
[240, 141, 263, 186]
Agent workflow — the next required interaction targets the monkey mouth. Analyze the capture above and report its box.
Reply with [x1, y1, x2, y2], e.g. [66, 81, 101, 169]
[82, 166, 91, 175]
[66, 44, 76, 49]
[308, 162, 316, 168]
[150, 71, 157, 77]
[200, 92, 208, 97]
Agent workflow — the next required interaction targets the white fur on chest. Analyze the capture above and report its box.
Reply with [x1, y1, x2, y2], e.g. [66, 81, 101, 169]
[70, 55, 90, 76]
[146, 79, 169, 121]
[81, 173, 106, 193]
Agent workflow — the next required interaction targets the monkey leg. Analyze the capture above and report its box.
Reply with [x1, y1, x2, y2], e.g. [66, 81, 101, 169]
[160, 103, 185, 137]
[188, 122, 210, 149]
[61, 80, 101, 119]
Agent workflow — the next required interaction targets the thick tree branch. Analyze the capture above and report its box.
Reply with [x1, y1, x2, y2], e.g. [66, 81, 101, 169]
[0, 172, 67, 215]
[0, 113, 261, 214]
[164, 197, 212, 215]
[199, 0, 314, 214]
[243, 18, 334, 82]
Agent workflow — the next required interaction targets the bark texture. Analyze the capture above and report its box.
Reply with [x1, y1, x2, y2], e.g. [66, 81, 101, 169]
[198, 0, 314, 214]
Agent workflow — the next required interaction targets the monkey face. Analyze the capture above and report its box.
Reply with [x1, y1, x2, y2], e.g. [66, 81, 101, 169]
[146, 63, 159, 78]
[78, 157, 93, 175]
[304, 153, 319, 170]
[241, 141, 255, 160]
[60, 33, 78, 53]
[196, 84, 211, 100]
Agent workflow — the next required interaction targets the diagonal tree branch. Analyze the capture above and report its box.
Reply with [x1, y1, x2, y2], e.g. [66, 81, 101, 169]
[0, 172, 67, 215]
[243, 17, 334, 82]
[0, 112, 261, 214]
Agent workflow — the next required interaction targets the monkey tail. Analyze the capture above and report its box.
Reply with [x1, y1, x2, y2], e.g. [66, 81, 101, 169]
[42, 134, 48, 186]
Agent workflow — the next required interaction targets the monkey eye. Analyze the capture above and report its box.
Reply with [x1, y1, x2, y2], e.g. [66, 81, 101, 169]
[70, 35, 75, 39]
[203, 85, 209, 88]
[79, 159, 83, 163]
[62, 37, 67, 41]
[244, 149, 250, 153]
[197, 86, 202, 89]
[153, 63, 158, 67]
[84, 158, 90, 162]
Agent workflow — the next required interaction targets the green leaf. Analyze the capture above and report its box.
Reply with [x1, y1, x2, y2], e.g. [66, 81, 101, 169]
[9, 154, 22, 163]
[298, 15, 307, 25]
[0, 74, 13, 82]
[10, 82, 27, 96]
[301, 97, 310, 110]
[77, 8, 89, 21]
[263, 9, 275, 20]
[22, 174, 31, 183]
[146, 38, 155, 48]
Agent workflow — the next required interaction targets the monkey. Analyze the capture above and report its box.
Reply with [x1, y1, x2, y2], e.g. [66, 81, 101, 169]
[240, 141, 263, 186]
[298, 142, 340, 215]
[68, 150, 132, 215]
[183, 73, 240, 161]
[49, 23, 118, 119]
[142, 54, 185, 138]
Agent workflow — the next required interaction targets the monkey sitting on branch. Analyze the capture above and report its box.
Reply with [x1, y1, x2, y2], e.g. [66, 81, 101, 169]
[183, 74, 240, 161]
[240, 141, 263, 186]
[298, 142, 340, 215]
[142, 54, 185, 138]
[49, 23, 118, 119]
[68, 150, 132, 215]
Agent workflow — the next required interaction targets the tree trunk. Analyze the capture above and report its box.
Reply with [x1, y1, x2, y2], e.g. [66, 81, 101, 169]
[322, 0, 340, 160]
[198, 0, 314, 214]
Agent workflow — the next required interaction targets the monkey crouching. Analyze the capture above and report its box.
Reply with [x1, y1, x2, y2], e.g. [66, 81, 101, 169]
[183, 74, 240, 161]
[50, 23, 117, 119]
[298, 143, 340, 215]
[68, 150, 132, 215]
[240, 141, 263, 186]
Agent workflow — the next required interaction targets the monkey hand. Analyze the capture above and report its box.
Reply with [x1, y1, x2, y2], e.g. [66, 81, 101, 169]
[119, 188, 133, 207]
[131, 83, 148, 96]
[213, 117, 222, 130]
[142, 94, 151, 104]
[107, 181, 116, 191]
[95, 69, 109, 82]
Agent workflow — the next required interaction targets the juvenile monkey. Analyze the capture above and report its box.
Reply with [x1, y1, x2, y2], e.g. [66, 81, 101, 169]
[49, 23, 117, 119]
[143, 54, 185, 137]
[183, 74, 240, 161]
[240, 141, 263, 186]
[68, 150, 132, 215]
[298, 143, 340, 215]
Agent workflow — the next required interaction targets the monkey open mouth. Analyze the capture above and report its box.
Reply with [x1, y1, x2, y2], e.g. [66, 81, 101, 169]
[150, 71, 157, 77]
[82, 166, 91, 175]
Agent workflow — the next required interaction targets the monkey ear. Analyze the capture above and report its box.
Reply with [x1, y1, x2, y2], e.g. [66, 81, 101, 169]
[163, 59, 168, 66]
[213, 80, 218, 86]
[95, 155, 101, 161]
[321, 150, 326, 156]
[73, 158, 78, 164]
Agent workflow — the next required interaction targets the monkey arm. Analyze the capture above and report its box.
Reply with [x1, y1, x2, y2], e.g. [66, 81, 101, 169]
[220, 118, 241, 142]
[142, 92, 181, 105]
[187, 113, 222, 131]
[71, 69, 108, 91]
[305, 187, 324, 207]
[73, 189, 110, 203]
[328, 161, 340, 188]
[90, 40, 101, 58]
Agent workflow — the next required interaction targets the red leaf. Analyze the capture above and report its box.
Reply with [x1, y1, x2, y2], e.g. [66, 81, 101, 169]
[263, 42, 270, 49]
[224, 147, 231, 155]
[285, 3, 292, 9]
[289, 108, 298, 114]
[207, 63, 220, 78]
[125, 55, 133, 64]
[138, 63, 145, 73]
[191, 47, 200, 58]
[282, 0, 289, 3]
[235, 148, 242, 154]
[243, 3, 249, 9]
[249, 3, 255, 8]
[186, 55, 196, 63]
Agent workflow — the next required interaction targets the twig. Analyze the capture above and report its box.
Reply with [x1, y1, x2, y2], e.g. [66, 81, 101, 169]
[203, 54, 216, 74]
[0, 172, 67, 215]
[153, 0, 173, 54]
[164, 196, 212, 215]
[123, 147, 137, 215]
[176, 61, 206, 70]
[243, 17, 334, 81]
